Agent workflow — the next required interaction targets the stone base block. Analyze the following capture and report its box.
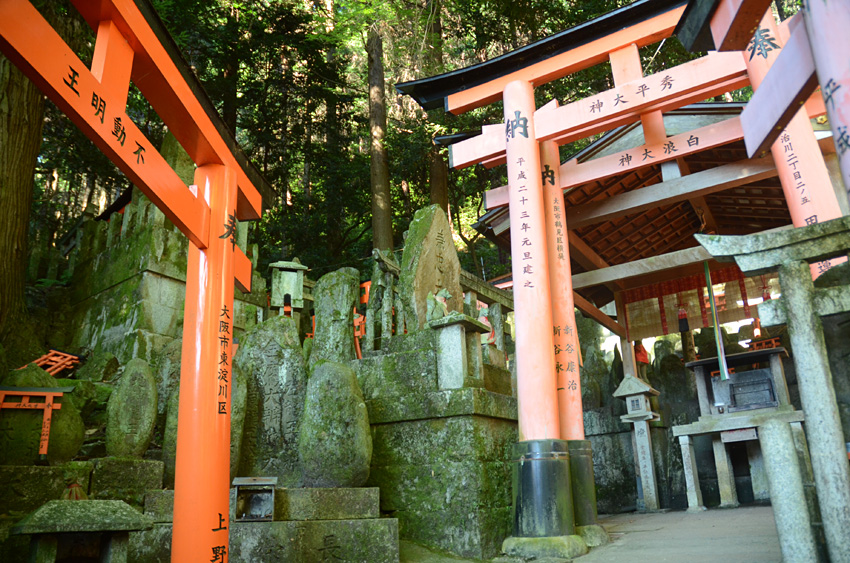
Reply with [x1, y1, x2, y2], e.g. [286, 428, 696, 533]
[275, 487, 379, 521]
[143, 490, 174, 524]
[577, 524, 610, 547]
[129, 518, 399, 562]
[394, 506, 511, 560]
[483, 364, 513, 396]
[0, 463, 93, 516]
[501, 535, 588, 560]
[90, 458, 164, 509]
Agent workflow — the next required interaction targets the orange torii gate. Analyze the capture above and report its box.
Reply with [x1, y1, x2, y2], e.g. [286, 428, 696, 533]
[397, 0, 838, 548]
[0, 1, 267, 560]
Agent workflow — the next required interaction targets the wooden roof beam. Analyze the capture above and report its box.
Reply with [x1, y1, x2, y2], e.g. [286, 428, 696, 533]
[572, 245, 715, 290]
[565, 155, 776, 229]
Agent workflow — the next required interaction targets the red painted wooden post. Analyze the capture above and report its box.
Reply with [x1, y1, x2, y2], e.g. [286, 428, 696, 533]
[503, 80, 560, 441]
[173, 164, 238, 562]
[744, 11, 843, 277]
[540, 133, 584, 441]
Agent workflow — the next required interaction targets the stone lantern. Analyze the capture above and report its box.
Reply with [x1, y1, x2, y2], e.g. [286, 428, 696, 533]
[269, 259, 309, 309]
[613, 375, 660, 511]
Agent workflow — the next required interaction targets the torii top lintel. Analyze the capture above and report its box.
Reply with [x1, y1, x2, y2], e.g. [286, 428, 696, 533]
[395, 0, 687, 115]
[0, 0, 271, 249]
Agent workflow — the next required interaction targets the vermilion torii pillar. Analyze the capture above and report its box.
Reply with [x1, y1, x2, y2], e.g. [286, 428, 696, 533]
[0, 2, 264, 561]
[173, 163, 239, 561]
[503, 80, 561, 443]
[539, 122, 584, 442]
[743, 11, 843, 276]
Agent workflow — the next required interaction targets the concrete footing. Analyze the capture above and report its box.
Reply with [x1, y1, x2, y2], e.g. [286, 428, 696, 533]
[577, 524, 610, 547]
[501, 534, 588, 560]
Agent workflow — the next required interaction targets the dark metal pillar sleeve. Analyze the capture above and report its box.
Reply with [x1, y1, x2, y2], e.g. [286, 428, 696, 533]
[568, 439, 598, 526]
[512, 439, 574, 537]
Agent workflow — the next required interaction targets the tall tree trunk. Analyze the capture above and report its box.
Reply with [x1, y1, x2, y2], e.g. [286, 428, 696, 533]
[0, 55, 45, 347]
[429, 148, 449, 215]
[368, 25, 393, 251]
[222, 6, 240, 134]
[424, 0, 449, 217]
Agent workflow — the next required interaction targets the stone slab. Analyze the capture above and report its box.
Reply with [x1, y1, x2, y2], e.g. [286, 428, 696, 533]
[672, 408, 804, 436]
[129, 518, 399, 562]
[366, 387, 517, 424]
[90, 457, 164, 510]
[12, 500, 152, 535]
[396, 506, 511, 560]
[275, 487, 379, 521]
[353, 348, 438, 401]
[482, 364, 513, 396]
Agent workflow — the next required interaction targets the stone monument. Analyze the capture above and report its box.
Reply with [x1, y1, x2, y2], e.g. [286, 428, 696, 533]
[398, 205, 463, 330]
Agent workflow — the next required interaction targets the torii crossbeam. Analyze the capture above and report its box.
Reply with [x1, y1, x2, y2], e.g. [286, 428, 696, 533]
[0, 1, 269, 560]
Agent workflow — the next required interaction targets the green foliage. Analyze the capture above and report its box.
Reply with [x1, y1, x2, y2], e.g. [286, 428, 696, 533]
[28, 0, 703, 285]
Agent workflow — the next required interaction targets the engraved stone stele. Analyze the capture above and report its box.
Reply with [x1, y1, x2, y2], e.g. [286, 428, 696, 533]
[399, 205, 463, 330]
[234, 315, 307, 487]
[106, 358, 157, 457]
[309, 267, 360, 370]
[299, 361, 372, 487]
[0, 364, 85, 465]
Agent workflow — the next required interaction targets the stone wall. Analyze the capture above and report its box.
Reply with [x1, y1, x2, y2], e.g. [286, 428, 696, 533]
[61, 189, 266, 367]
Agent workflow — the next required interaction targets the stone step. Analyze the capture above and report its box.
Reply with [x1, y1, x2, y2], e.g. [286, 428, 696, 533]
[144, 487, 381, 523]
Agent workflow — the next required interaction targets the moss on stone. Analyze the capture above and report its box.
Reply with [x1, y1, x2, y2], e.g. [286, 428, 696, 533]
[0, 365, 85, 465]
[90, 457, 164, 510]
[106, 358, 157, 457]
[299, 361, 372, 487]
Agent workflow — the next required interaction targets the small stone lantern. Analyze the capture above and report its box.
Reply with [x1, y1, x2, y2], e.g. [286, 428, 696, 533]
[614, 375, 660, 511]
[269, 259, 309, 309]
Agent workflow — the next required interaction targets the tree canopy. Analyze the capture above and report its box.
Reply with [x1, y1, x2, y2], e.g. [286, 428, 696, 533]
[22, 0, 766, 283]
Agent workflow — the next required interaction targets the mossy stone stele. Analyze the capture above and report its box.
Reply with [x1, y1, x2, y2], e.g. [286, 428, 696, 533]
[299, 361, 372, 487]
[309, 267, 360, 369]
[0, 364, 84, 465]
[235, 315, 306, 486]
[398, 205, 463, 330]
[106, 358, 157, 457]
